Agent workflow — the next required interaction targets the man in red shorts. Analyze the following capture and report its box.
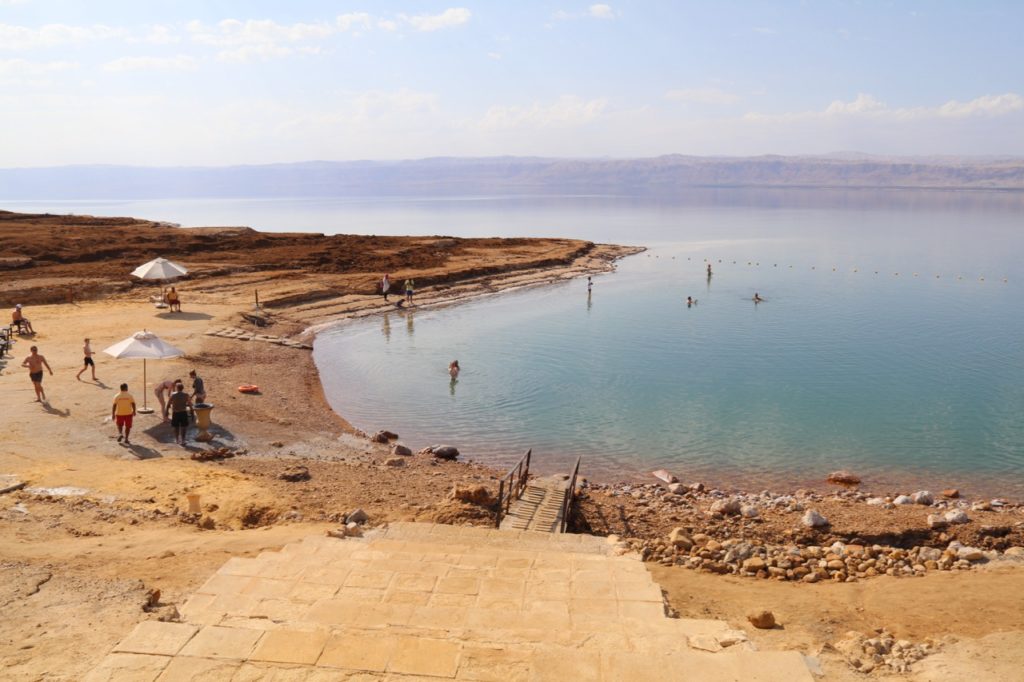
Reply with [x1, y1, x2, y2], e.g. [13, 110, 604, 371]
[112, 383, 137, 445]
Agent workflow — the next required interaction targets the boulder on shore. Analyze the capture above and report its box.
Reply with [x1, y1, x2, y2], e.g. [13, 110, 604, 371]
[802, 509, 829, 528]
[827, 470, 861, 485]
[747, 609, 777, 629]
[429, 445, 460, 460]
[391, 443, 413, 457]
[451, 484, 495, 506]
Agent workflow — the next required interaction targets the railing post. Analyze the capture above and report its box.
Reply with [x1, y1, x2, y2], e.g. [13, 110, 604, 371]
[496, 479, 505, 528]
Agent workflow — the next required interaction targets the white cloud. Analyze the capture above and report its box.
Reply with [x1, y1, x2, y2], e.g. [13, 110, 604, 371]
[746, 93, 1024, 123]
[187, 19, 334, 47]
[0, 22, 125, 50]
[938, 93, 1023, 118]
[478, 95, 607, 131]
[132, 24, 180, 45]
[752, 26, 776, 35]
[0, 0, 29, 5]
[824, 93, 885, 115]
[377, 19, 398, 31]
[665, 88, 739, 105]
[337, 13, 373, 32]
[553, 6, 617, 21]
[103, 55, 198, 72]
[217, 43, 292, 63]
[487, 52, 502, 60]
[400, 8, 471, 32]
[0, 58, 77, 76]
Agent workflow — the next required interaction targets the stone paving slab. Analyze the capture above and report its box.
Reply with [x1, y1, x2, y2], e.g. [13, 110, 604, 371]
[93, 523, 815, 681]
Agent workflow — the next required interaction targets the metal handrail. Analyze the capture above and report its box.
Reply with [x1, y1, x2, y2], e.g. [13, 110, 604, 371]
[559, 456, 582, 533]
[494, 449, 532, 528]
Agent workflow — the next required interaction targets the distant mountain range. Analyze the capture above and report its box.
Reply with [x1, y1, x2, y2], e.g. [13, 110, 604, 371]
[2, 154, 1023, 199]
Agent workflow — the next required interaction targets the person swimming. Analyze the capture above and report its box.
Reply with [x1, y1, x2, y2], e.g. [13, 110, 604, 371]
[448, 360, 460, 379]
[686, 296, 696, 307]
[753, 292, 764, 303]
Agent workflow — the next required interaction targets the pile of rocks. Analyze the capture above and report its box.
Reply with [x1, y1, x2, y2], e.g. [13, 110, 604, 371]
[633, 533, 1018, 583]
[830, 628, 937, 675]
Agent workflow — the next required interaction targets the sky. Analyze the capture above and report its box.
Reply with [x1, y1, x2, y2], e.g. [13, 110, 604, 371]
[1, 1, 1022, 166]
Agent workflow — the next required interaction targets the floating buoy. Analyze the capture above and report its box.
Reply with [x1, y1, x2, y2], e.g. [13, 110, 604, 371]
[853, 268, 858, 272]
[832, 268, 836, 272]
[238, 384, 260, 394]
[913, 273, 918, 277]
[980, 277, 985, 281]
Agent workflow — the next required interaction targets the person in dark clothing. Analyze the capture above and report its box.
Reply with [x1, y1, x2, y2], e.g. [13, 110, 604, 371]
[165, 381, 192, 446]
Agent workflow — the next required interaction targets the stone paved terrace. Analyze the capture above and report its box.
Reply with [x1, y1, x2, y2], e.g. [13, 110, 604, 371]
[86, 522, 816, 681]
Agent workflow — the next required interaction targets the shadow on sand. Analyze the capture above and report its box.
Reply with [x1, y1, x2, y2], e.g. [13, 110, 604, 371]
[154, 311, 214, 321]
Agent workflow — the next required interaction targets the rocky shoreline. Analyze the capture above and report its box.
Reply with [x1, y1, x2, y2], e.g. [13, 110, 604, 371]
[578, 478, 1024, 584]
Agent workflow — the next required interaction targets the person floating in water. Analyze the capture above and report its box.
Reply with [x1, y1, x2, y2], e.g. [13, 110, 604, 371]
[706, 263, 712, 276]
[753, 292, 764, 303]
[587, 276, 593, 293]
[448, 360, 460, 379]
[686, 296, 696, 307]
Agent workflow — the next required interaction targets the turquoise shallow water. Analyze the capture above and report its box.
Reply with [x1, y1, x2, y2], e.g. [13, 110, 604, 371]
[309, 194, 1024, 498]
[8, 191, 1022, 496]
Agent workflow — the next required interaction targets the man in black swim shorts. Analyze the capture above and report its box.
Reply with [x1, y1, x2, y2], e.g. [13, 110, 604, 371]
[22, 345, 53, 402]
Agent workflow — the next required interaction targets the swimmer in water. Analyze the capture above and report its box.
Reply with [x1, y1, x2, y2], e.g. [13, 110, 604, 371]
[448, 360, 460, 379]
[706, 263, 712, 276]
[753, 292, 764, 303]
[686, 296, 695, 307]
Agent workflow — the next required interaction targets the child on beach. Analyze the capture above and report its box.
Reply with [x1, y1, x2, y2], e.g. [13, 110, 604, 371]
[405, 279, 415, 304]
[76, 338, 97, 381]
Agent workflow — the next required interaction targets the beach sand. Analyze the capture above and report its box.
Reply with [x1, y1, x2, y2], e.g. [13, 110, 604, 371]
[1, 212, 1022, 679]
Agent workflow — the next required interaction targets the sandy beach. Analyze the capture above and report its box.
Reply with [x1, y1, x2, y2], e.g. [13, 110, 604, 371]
[1, 211, 1023, 680]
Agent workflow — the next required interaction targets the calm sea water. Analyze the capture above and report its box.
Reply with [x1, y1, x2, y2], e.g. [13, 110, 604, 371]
[8, 191, 1024, 496]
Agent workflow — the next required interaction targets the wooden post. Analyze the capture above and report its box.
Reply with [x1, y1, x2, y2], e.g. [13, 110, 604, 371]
[255, 289, 260, 309]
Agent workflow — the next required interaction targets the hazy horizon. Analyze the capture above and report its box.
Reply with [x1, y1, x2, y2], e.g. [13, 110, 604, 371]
[2, 2, 1023, 167]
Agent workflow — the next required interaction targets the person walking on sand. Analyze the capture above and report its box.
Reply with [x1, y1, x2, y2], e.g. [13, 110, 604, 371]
[405, 278, 415, 304]
[189, 369, 206, 404]
[154, 378, 177, 422]
[381, 273, 391, 302]
[165, 381, 192, 446]
[12, 304, 34, 335]
[76, 337, 97, 381]
[112, 383, 137, 445]
[21, 345, 52, 402]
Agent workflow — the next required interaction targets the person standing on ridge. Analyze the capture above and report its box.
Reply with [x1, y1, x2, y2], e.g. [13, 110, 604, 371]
[111, 383, 137, 445]
[405, 278, 415, 304]
[76, 337, 97, 381]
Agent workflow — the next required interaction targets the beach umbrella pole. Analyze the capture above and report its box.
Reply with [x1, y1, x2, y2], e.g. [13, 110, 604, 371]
[138, 358, 154, 414]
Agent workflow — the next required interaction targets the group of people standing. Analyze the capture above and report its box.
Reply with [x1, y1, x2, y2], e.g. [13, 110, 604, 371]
[380, 274, 415, 307]
[13, 305, 208, 447]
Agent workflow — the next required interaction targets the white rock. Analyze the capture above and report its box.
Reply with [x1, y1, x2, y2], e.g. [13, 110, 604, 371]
[893, 495, 914, 505]
[944, 510, 970, 524]
[710, 498, 741, 515]
[918, 547, 942, 562]
[927, 514, 948, 529]
[740, 505, 760, 518]
[866, 497, 886, 506]
[1003, 547, 1024, 557]
[911, 491, 934, 505]
[802, 509, 830, 528]
[957, 547, 985, 561]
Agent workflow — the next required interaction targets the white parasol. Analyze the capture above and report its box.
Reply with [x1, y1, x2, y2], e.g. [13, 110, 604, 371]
[103, 330, 184, 413]
[131, 257, 188, 281]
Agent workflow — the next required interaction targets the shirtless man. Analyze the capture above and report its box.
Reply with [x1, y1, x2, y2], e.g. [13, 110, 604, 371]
[154, 378, 178, 421]
[76, 337, 97, 381]
[12, 304, 34, 334]
[21, 346, 53, 402]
